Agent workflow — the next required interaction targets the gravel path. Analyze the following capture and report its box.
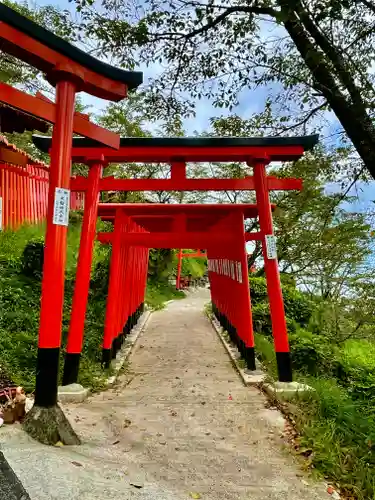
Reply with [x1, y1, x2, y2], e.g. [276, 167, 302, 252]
[2, 289, 330, 499]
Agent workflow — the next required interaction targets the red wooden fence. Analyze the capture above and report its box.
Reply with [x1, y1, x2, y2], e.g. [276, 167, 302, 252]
[0, 136, 84, 230]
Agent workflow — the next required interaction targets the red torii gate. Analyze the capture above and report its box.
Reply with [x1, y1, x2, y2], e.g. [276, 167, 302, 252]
[92, 203, 260, 371]
[0, 3, 143, 442]
[175, 248, 207, 290]
[33, 134, 318, 387]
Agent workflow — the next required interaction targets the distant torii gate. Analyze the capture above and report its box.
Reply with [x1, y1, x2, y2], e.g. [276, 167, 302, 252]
[32, 134, 318, 392]
[175, 249, 207, 290]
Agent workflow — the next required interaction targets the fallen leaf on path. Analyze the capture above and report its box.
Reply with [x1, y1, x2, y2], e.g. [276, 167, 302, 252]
[123, 419, 131, 428]
[189, 492, 202, 499]
[54, 441, 64, 447]
[112, 440, 120, 445]
[71, 461, 83, 467]
[130, 477, 144, 489]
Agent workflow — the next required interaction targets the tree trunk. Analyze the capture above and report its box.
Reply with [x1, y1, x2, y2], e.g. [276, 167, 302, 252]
[280, 4, 375, 179]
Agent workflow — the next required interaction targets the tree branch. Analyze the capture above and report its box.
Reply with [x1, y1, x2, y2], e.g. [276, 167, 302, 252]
[273, 101, 327, 135]
[357, 0, 375, 15]
[183, 4, 279, 41]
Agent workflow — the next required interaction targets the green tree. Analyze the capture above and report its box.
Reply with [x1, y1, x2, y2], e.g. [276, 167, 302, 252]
[1, 0, 75, 91]
[75, 0, 375, 180]
[1, 1, 76, 157]
[268, 153, 372, 298]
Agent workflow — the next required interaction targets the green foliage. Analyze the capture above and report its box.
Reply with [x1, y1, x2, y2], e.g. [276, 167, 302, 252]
[292, 378, 375, 499]
[74, 0, 375, 176]
[337, 341, 375, 403]
[178, 252, 207, 279]
[0, 221, 110, 391]
[289, 329, 337, 376]
[254, 334, 278, 379]
[249, 277, 313, 335]
[252, 262, 375, 497]
[255, 330, 375, 497]
[21, 238, 44, 279]
[0, 268, 41, 390]
[148, 249, 174, 281]
[0, 225, 45, 268]
[0, 216, 186, 391]
[145, 281, 185, 310]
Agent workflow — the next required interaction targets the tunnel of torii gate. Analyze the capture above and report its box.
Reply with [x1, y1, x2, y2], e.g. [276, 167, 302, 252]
[91, 203, 265, 374]
[32, 133, 319, 408]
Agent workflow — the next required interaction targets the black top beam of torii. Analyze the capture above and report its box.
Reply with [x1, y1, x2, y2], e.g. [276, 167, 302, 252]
[33, 134, 319, 163]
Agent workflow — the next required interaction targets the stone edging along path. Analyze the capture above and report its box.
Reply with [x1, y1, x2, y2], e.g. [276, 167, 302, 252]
[207, 310, 314, 400]
[57, 309, 152, 403]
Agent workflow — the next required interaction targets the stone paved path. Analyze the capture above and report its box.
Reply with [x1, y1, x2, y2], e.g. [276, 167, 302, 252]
[1, 289, 330, 500]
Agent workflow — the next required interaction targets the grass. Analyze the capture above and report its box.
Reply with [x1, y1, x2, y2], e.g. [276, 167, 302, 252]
[254, 333, 278, 379]
[255, 332, 375, 499]
[291, 377, 375, 499]
[145, 280, 185, 310]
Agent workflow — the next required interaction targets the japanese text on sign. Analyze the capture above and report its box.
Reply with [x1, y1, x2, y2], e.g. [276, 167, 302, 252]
[53, 188, 70, 226]
[265, 234, 277, 259]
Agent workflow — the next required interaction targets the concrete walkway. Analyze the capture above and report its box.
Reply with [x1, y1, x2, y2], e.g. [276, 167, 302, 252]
[1, 289, 329, 500]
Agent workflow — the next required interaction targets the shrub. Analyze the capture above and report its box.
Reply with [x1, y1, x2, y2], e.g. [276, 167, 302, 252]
[249, 276, 268, 303]
[251, 302, 272, 334]
[289, 328, 338, 376]
[336, 340, 375, 403]
[21, 238, 44, 279]
[148, 249, 174, 281]
[249, 277, 313, 331]
[0, 225, 45, 269]
[282, 287, 313, 327]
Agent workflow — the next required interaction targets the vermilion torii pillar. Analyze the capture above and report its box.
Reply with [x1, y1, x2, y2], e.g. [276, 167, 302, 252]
[0, 3, 143, 444]
[62, 156, 105, 386]
[252, 157, 292, 381]
[207, 210, 256, 369]
[176, 249, 183, 290]
[99, 214, 149, 367]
